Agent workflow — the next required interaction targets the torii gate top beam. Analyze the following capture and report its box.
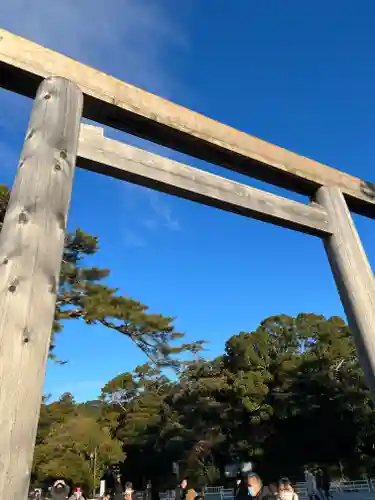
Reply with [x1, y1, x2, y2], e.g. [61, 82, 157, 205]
[0, 28, 374, 218]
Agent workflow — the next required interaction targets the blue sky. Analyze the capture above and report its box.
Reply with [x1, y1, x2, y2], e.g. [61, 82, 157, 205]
[1, 0, 374, 401]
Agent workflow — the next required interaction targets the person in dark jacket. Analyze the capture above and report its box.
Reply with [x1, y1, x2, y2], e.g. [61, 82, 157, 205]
[113, 475, 124, 500]
[236, 472, 273, 500]
[178, 478, 188, 500]
[317, 469, 331, 500]
[315, 469, 323, 499]
[51, 480, 70, 500]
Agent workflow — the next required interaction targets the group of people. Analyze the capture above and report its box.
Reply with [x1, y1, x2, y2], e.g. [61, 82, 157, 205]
[234, 469, 331, 500]
[44, 478, 134, 500]
[305, 468, 332, 500]
[45, 480, 85, 499]
[178, 473, 298, 500]
[235, 473, 298, 500]
[29, 477, 137, 500]
[179, 478, 204, 500]
[34, 468, 331, 500]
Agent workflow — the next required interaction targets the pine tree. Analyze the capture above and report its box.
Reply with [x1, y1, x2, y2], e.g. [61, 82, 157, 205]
[0, 185, 204, 367]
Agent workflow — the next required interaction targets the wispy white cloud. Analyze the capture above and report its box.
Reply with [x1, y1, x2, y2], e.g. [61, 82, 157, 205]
[124, 228, 147, 249]
[0, 0, 189, 226]
[122, 183, 180, 247]
[1, 0, 188, 97]
[149, 192, 180, 231]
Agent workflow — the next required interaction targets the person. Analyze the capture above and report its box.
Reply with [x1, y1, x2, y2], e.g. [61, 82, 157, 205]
[51, 480, 70, 500]
[304, 469, 317, 500]
[317, 469, 331, 500]
[124, 482, 134, 500]
[186, 485, 197, 500]
[113, 476, 124, 500]
[236, 472, 273, 500]
[236, 473, 243, 495]
[236, 479, 243, 496]
[146, 480, 152, 500]
[179, 479, 188, 500]
[69, 487, 85, 499]
[277, 478, 298, 500]
[315, 469, 324, 500]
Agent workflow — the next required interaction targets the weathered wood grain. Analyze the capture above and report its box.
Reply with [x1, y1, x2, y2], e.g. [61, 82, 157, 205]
[78, 125, 332, 237]
[316, 186, 375, 401]
[0, 29, 374, 218]
[0, 77, 83, 500]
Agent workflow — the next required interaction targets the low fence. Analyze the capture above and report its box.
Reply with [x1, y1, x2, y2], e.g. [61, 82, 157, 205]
[159, 493, 176, 500]
[158, 480, 375, 500]
[294, 479, 375, 500]
[205, 487, 235, 500]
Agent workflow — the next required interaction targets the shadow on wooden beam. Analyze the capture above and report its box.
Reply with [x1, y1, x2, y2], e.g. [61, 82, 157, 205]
[78, 125, 332, 238]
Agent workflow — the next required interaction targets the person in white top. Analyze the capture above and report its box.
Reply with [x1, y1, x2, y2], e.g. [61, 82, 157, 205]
[277, 478, 298, 500]
[125, 481, 135, 500]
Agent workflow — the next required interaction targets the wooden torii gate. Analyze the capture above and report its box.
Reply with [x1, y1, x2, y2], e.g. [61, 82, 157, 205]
[0, 28, 375, 499]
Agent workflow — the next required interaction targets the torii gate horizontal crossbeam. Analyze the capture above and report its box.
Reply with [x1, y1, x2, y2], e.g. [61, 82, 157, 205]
[78, 125, 332, 237]
[0, 29, 374, 218]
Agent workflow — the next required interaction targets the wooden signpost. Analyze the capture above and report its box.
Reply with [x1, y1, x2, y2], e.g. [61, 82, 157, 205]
[0, 28, 374, 500]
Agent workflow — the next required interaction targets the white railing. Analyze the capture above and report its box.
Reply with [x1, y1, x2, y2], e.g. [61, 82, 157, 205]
[222, 488, 235, 499]
[295, 479, 375, 497]
[295, 482, 308, 499]
[340, 480, 371, 492]
[160, 480, 375, 500]
[327, 479, 374, 494]
[206, 480, 375, 499]
[204, 487, 234, 500]
[205, 487, 224, 494]
[159, 491, 176, 500]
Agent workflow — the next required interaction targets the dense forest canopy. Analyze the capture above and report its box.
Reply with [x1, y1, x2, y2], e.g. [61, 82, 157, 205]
[33, 313, 375, 492]
[1, 185, 374, 492]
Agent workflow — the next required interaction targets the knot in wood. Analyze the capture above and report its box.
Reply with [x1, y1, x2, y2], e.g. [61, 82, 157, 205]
[56, 212, 66, 231]
[49, 276, 57, 294]
[18, 211, 29, 224]
[22, 328, 30, 343]
[8, 278, 19, 293]
[26, 129, 35, 141]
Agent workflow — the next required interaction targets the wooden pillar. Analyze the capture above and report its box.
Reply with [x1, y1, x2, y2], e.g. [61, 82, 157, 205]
[0, 77, 83, 500]
[316, 186, 375, 400]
